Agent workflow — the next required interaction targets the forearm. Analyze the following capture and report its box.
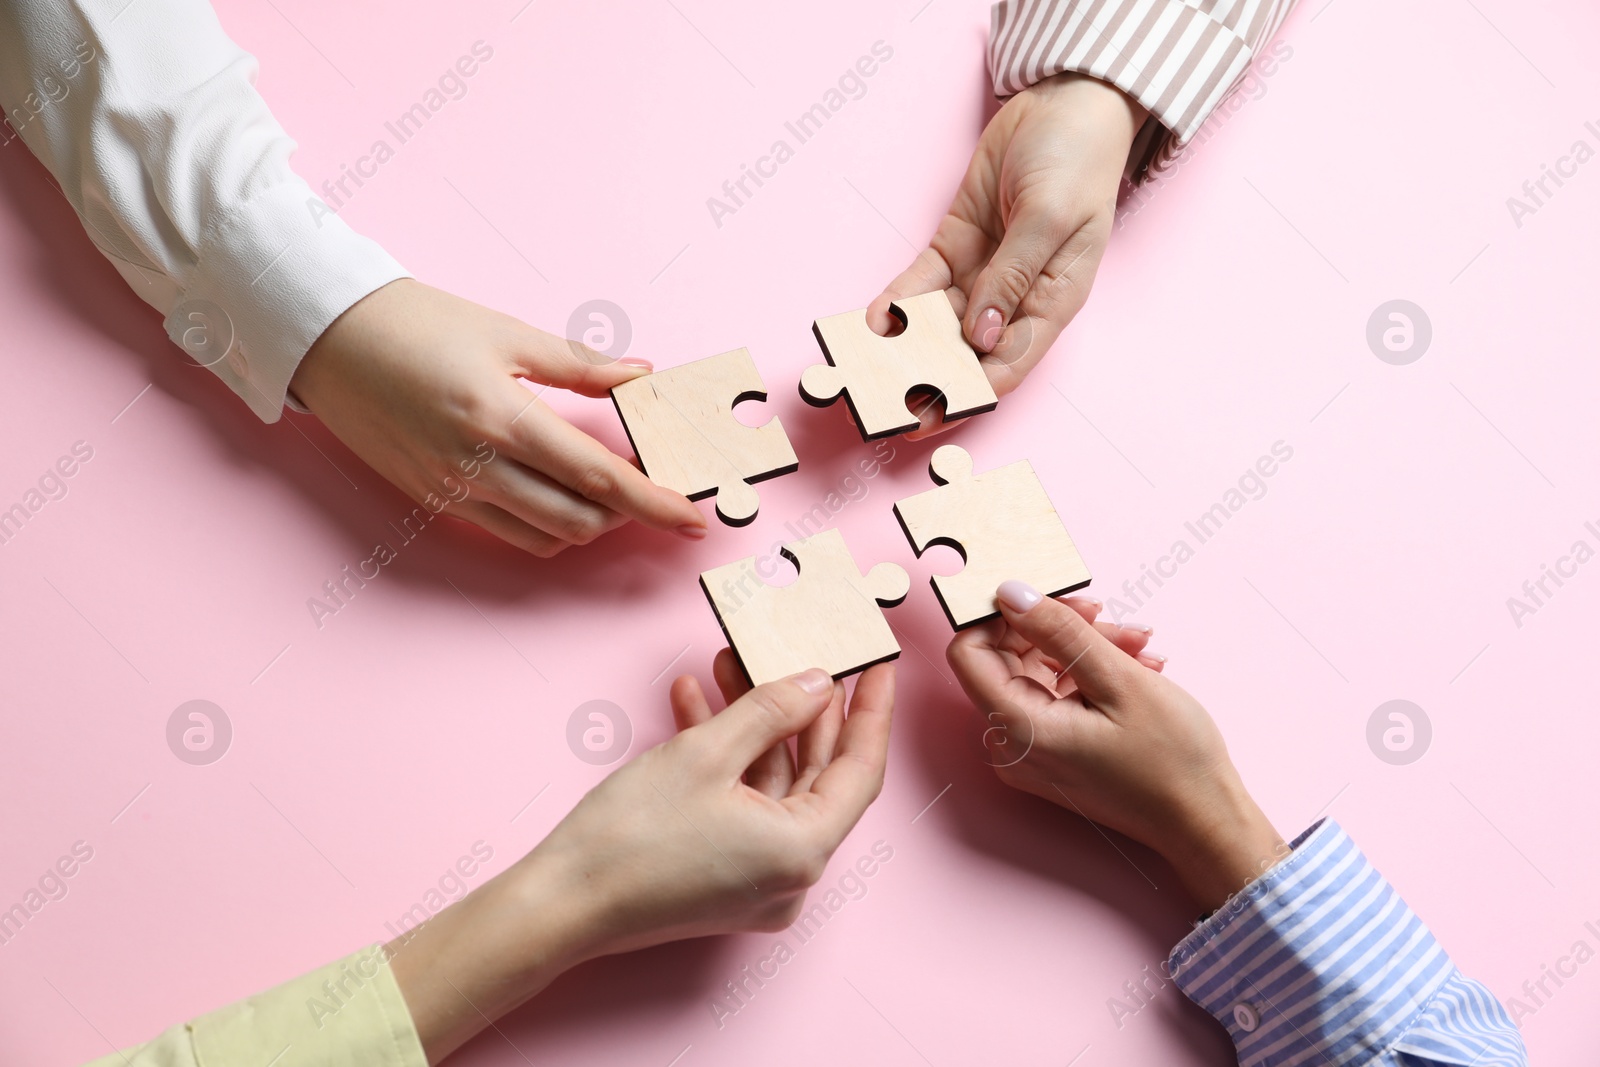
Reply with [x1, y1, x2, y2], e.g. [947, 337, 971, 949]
[1154, 768, 1286, 914]
[385, 845, 608, 1063]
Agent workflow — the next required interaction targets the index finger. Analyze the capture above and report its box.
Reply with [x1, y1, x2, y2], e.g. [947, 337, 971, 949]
[867, 246, 955, 335]
[509, 403, 705, 535]
[712, 647, 752, 706]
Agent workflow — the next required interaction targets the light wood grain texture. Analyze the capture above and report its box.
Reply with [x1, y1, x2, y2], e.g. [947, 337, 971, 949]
[893, 445, 1091, 629]
[611, 348, 798, 526]
[700, 528, 910, 686]
[800, 290, 998, 440]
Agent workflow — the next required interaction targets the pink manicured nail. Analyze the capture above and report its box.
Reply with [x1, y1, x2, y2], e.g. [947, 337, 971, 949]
[1121, 622, 1153, 635]
[997, 579, 1042, 613]
[975, 307, 1004, 353]
[675, 524, 707, 541]
[1142, 653, 1167, 666]
[619, 357, 653, 370]
[794, 668, 832, 694]
[1067, 596, 1102, 612]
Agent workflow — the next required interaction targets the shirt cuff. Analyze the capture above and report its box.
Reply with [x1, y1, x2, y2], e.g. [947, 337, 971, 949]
[986, 0, 1290, 181]
[161, 184, 409, 424]
[189, 944, 427, 1067]
[1166, 820, 1460, 1067]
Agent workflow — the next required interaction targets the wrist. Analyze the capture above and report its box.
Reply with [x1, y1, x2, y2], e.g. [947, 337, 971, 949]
[289, 278, 411, 412]
[1030, 72, 1148, 141]
[496, 840, 619, 968]
[386, 845, 607, 1062]
[1156, 775, 1286, 914]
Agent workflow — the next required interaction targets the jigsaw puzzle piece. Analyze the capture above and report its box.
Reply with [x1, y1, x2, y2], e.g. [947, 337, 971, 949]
[893, 445, 1090, 629]
[801, 290, 998, 440]
[699, 528, 909, 686]
[612, 348, 798, 527]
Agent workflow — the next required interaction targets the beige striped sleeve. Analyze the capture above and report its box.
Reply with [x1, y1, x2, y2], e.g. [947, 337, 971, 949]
[987, 0, 1297, 182]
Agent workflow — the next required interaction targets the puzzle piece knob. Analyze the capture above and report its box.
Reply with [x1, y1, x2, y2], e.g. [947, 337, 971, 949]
[927, 444, 974, 486]
[714, 480, 761, 528]
[799, 363, 846, 407]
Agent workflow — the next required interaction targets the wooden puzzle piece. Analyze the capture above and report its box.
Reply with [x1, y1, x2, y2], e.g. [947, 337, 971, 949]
[893, 445, 1091, 629]
[700, 528, 910, 686]
[612, 348, 798, 526]
[800, 290, 998, 440]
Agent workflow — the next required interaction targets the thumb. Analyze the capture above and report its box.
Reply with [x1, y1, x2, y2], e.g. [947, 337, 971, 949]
[515, 329, 655, 398]
[694, 669, 835, 776]
[995, 580, 1137, 708]
[963, 202, 1068, 354]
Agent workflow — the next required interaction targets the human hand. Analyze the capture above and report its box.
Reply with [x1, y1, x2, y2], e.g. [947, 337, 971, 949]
[289, 278, 706, 556]
[870, 74, 1145, 439]
[946, 581, 1284, 912]
[537, 656, 894, 953]
[388, 660, 893, 1061]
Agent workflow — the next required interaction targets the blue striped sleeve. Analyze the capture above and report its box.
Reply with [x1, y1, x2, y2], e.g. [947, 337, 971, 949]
[1166, 819, 1527, 1067]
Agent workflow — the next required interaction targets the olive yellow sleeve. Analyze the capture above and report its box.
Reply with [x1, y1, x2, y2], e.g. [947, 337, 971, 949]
[83, 945, 428, 1067]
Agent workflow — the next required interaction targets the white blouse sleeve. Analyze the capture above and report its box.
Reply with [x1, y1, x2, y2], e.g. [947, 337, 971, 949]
[0, 0, 410, 421]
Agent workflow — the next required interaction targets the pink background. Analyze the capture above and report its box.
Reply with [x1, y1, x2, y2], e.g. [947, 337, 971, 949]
[3, 0, 1598, 1063]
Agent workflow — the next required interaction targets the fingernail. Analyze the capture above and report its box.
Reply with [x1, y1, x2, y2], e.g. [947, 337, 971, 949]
[1067, 596, 1103, 611]
[1142, 653, 1167, 665]
[1121, 622, 1153, 635]
[794, 668, 832, 694]
[675, 524, 707, 541]
[997, 579, 1042, 613]
[975, 308, 1004, 353]
[619, 357, 653, 370]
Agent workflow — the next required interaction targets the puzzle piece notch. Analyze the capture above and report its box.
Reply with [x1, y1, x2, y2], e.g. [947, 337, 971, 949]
[700, 528, 909, 686]
[611, 348, 798, 527]
[699, 384, 774, 526]
[893, 445, 1091, 630]
[801, 290, 998, 441]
